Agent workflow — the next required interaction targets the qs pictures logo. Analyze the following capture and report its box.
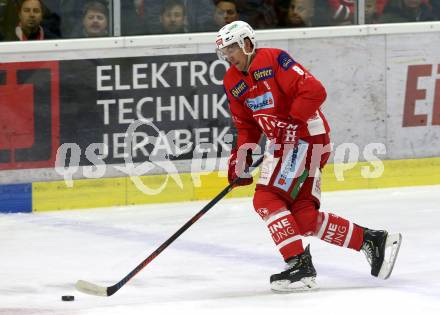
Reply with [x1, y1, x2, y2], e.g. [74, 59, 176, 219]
[0, 62, 60, 170]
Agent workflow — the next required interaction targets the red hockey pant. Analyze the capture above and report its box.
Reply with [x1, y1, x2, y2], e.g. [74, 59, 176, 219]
[253, 134, 364, 261]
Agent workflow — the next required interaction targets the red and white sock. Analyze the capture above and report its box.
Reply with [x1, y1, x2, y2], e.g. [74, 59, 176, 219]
[314, 212, 364, 250]
[265, 208, 304, 261]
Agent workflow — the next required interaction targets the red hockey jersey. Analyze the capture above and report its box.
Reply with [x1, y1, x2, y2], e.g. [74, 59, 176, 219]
[223, 48, 330, 148]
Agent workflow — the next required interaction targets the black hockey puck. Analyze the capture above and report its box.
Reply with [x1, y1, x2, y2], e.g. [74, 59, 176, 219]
[61, 295, 75, 301]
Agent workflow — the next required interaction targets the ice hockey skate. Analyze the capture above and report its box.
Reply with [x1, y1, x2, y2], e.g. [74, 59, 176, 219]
[270, 245, 317, 293]
[361, 228, 402, 280]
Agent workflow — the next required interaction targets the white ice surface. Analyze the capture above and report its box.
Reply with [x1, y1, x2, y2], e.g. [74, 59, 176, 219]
[1, 185, 440, 315]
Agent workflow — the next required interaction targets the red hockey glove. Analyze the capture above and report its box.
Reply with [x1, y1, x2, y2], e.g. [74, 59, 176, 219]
[271, 119, 307, 158]
[272, 119, 302, 145]
[228, 148, 253, 186]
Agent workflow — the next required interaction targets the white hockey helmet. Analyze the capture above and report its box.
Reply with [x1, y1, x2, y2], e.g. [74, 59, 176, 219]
[215, 21, 256, 59]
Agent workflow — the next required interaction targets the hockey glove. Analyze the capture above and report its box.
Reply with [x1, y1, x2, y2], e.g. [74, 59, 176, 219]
[228, 147, 253, 186]
[271, 119, 307, 158]
[272, 119, 302, 146]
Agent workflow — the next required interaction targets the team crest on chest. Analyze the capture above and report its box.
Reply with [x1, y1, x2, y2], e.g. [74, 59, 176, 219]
[230, 80, 249, 98]
[253, 67, 274, 81]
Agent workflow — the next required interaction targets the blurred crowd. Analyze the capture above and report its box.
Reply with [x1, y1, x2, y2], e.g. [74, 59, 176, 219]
[0, 0, 439, 41]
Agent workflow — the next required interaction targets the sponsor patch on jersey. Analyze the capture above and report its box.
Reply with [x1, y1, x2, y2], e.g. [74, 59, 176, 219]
[277, 51, 296, 71]
[245, 92, 275, 112]
[230, 80, 248, 98]
[253, 67, 274, 81]
[274, 140, 309, 192]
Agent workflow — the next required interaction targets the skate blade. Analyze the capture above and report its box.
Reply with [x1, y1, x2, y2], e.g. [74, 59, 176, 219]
[271, 277, 318, 293]
[378, 233, 402, 280]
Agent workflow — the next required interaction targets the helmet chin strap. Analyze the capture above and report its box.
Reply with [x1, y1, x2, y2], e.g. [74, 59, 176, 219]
[242, 46, 256, 72]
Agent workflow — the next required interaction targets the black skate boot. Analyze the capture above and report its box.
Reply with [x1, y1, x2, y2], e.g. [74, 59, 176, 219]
[270, 245, 317, 292]
[361, 228, 402, 279]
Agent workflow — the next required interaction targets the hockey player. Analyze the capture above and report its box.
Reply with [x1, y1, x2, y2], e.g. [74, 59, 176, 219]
[216, 20, 402, 292]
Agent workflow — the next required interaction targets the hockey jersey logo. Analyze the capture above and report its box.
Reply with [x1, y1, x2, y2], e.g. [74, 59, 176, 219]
[255, 114, 277, 137]
[277, 51, 295, 71]
[230, 80, 248, 98]
[245, 92, 275, 112]
[253, 67, 274, 81]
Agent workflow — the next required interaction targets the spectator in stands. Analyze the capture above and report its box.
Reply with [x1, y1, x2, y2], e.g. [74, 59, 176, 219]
[43, 0, 90, 38]
[283, 0, 315, 27]
[133, 0, 143, 16]
[314, 0, 388, 25]
[365, 0, 379, 23]
[184, 0, 216, 32]
[126, 0, 215, 34]
[124, 0, 216, 35]
[364, 0, 389, 23]
[325, 0, 355, 25]
[159, 0, 186, 33]
[237, 0, 278, 29]
[213, 0, 240, 29]
[379, 0, 435, 23]
[80, 0, 109, 37]
[4, 0, 58, 41]
[257, 0, 279, 28]
[288, 0, 328, 26]
[47, 0, 99, 38]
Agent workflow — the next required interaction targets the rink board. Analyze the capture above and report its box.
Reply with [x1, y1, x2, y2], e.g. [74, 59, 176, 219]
[1, 24, 440, 182]
[0, 184, 32, 213]
[29, 157, 440, 212]
[0, 157, 439, 213]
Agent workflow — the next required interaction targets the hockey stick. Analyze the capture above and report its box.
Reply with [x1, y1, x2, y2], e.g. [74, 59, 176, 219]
[75, 155, 264, 297]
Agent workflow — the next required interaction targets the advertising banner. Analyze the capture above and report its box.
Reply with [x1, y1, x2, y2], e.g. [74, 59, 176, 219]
[0, 54, 232, 172]
[386, 32, 440, 159]
[0, 61, 60, 170]
[59, 53, 231, 166]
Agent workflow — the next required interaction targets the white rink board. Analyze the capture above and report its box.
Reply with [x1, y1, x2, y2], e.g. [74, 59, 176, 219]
[290, 35, 387, 157]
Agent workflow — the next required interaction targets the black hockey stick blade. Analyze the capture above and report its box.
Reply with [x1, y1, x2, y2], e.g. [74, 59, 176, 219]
[75, 155, 264, 297]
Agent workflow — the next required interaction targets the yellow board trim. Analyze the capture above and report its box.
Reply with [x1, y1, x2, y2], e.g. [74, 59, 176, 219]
[32, 157, 440, 212]
[32, 177, 126, 212]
